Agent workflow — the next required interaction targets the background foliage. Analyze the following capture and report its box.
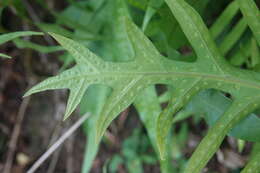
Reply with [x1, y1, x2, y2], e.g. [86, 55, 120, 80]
[0, 0, 260, 173]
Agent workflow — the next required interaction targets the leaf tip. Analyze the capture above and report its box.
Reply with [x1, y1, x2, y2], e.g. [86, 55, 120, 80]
[23, 89, 33, 98]
[22, 94, 28, 98]
[63, 108, 73, 121]
[157, 142, 166, 161]
[63, 115, 69, 121]
[0, 53, 12, 59]
[48, 32, 65, 43]
[48, 32, 57, 36]
[94, 132, 102, 145]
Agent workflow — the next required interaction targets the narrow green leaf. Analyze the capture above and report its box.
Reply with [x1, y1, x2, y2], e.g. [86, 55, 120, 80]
[142, 0, 164, 31]
[238, 0, 260, 46]
[0, 32, 41, 59]
[0, 31, 43, 45]
[0, 53, 12, 59]
[238, 139, 246, 153]
[13, 38, 63, 53]
[219, 18, 248, 56]
[230, 40, 251, 66]
[251, 38, 260, 68]
[210, 1, 239, 39]
[241, 146, 260, 173]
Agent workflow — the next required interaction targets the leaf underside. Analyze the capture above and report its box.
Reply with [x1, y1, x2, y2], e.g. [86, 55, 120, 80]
[24, 0, 260, 172]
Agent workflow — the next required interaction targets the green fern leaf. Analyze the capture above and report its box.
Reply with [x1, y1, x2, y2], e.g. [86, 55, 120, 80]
[24, 1, 260, 172]
[26, 14, 260, 143]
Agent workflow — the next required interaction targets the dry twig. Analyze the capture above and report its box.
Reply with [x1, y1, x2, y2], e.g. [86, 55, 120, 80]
[3, 80, 35, 173]
[27, 113, 90, 173]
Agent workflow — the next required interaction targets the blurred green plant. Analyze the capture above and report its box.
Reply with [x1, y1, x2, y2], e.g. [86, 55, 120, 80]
[105, 128, 158, 173]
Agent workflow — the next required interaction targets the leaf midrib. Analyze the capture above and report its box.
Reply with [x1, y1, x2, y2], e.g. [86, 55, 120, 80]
[53, 70, 260, 90]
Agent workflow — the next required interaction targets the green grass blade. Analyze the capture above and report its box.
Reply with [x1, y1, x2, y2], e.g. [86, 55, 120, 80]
[219, 18, 248, 56]
[230, 40, 251, 66]
[13, 38, 63, 53]
[0, 31, 43, 45]
[142, 0, 164, 31]
[251, 38, 260, 68]
[210, 1, 239, 39]
[238, 0, 260, 46]
[241, 146, 260, 173]
[0, 53, 12, 59]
